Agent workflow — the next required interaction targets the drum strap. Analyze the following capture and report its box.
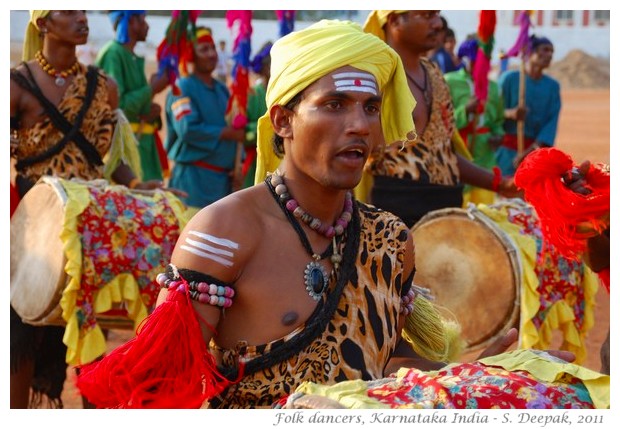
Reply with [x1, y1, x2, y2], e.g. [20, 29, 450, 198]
[11, 63, 104, 172]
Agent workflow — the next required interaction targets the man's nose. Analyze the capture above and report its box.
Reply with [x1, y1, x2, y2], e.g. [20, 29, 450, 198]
[347, 104, 371, 135]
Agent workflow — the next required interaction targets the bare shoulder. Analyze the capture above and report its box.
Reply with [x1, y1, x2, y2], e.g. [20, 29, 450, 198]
[171, 184, 272, 284]
[103, 73, 119, 110]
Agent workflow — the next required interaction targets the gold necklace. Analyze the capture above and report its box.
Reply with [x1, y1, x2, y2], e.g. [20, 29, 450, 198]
[35, 50, 80, 87]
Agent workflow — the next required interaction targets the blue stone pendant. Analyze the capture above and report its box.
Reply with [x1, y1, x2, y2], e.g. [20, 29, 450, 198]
[304, 260, 329, 301]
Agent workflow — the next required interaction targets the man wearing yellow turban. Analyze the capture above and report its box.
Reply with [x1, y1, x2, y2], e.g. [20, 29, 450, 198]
[77, 19, 428, 409]
[362, 10, 519, 228]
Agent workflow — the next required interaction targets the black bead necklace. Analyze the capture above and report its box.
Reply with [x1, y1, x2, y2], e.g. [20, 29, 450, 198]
[405, 63, 432, 107]
[265, 174, 344, 301]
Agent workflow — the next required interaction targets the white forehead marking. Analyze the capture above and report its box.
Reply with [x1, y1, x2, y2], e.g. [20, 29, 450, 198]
[179, 230, 239, 267]
[332, 72, 378, 95]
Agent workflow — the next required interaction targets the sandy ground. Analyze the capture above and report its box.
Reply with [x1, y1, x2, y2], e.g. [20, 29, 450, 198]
[13, 86, 609, 408]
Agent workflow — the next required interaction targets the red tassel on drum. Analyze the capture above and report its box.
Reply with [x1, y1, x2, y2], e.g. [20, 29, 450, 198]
[514, 147, 610, 260]
[76, 282, 242, 408]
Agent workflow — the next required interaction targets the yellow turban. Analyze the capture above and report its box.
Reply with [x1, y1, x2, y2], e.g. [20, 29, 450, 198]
[255, 19, 416, 184]
[23, 10, 51, 61]
[362, 10, 408, 42]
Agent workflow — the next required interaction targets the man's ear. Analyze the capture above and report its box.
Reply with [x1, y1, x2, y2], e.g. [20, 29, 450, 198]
[386, 12, 403, 29]
[36, 17, 48, 34]
[270, 104, 293, 139]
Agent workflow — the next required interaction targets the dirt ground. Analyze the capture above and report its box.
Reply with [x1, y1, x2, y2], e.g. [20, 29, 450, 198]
[49, 88, 611, 409]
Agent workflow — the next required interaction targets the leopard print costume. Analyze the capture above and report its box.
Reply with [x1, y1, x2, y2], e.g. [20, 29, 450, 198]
[11, 65, 115, 185]
[207, 203, 412, 408]
[368, 58, 459, 186]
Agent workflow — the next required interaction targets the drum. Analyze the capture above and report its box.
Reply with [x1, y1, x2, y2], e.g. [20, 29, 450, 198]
[10, 177, 186, 330]
[411, 206, 521, 353]
[478, 198, 597, 363]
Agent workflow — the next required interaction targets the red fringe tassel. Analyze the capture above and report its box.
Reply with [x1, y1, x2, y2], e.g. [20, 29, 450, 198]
[76, 283, 241, 408]
[514, 148, 610, 260]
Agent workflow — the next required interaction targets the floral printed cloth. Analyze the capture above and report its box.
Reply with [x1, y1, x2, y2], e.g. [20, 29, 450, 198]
[368, 363, 593, 409]
[287, 350, 608, 409]
[59, 179, 187, 365]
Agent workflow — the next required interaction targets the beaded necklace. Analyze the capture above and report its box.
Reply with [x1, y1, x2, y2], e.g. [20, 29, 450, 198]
[265, 173, 348, 301]
[35, 50, 80, 87]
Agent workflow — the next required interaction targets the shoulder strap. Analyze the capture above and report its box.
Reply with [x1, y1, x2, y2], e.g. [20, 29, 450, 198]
[11, 64, 104, 171]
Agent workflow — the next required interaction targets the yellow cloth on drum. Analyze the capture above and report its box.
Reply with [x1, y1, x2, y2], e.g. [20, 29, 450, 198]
[58, 179, 188, 365]
[362, 10, 408, 41]
[477, 203, 598, 365]
[23, 10, 51, 61]
[296, 380, 387, 409]
[479, 350, 609, 409]
[103, 109, 144, 182]
[254, 19, 416, 184]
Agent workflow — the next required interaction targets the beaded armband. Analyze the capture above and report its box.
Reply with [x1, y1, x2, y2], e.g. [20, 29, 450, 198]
[156, 264, 236, 309]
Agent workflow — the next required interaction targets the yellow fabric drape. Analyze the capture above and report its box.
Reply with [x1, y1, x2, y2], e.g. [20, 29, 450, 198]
[23, 10, 50, 61]
[362, 10, 408, 41]
[479, 350, 609, 409]
[254, 19, 416, 184]
[103, 109, 144, 182]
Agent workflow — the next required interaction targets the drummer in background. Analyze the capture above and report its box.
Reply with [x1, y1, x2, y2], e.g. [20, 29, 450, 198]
[9, 10, 184, 408]
[362, 10, 520, 228]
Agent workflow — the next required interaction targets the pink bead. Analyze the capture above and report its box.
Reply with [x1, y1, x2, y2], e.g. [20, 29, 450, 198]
[336, 218, 348, 229]
[223, 298, 233, 308]
[285, 199, 298, 211]
[325, 226, 335, 238]
[224, 287, 235, 298]
[209, 284, 218, 295]
[169, 280, 181, 289]
[209, 295, 219, 306]
[156, 273, 167, 286]
[197, 282, 209, 293]
[177, 284, 186, 293]
[198, 293, 211, 304]
[317, 223, 329, 235]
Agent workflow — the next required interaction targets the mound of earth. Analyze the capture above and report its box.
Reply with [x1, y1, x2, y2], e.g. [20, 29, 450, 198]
[547, 49, 609, 89]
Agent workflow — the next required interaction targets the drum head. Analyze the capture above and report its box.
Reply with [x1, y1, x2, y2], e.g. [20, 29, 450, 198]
[411, 208, 520, 352]
[11, 179, 67, 323]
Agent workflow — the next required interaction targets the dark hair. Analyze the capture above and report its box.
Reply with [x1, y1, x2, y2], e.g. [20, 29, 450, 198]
[440, 16, 448, 30]
[272, 92, 303, 157]
[445, 28, 455, 39]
